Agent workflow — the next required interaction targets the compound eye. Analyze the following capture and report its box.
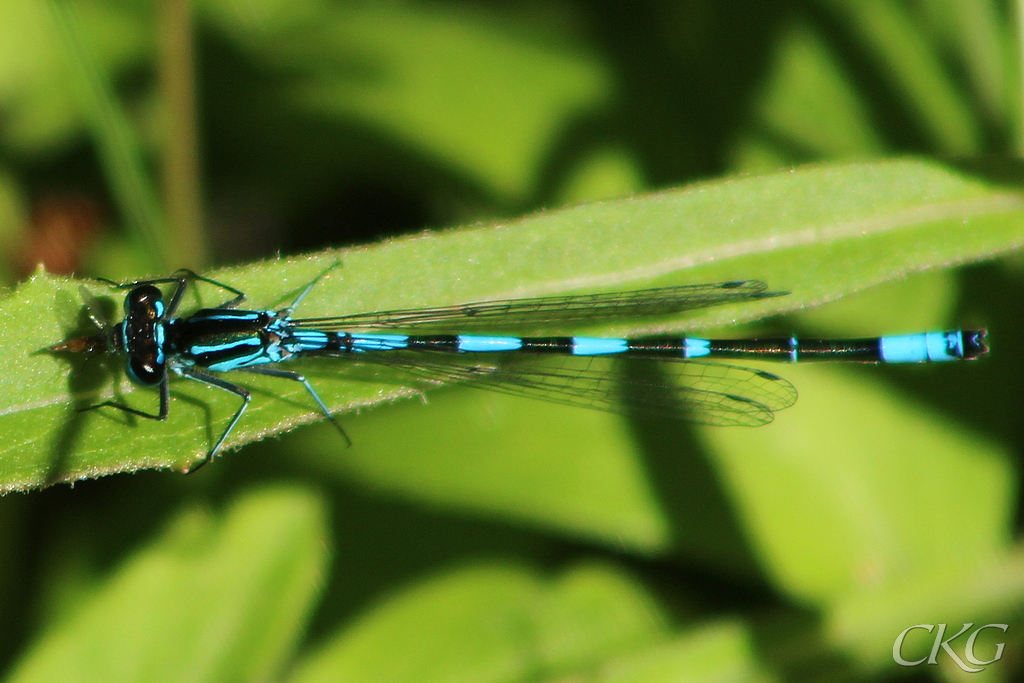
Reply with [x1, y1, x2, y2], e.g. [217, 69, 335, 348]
[127, 356, 165, 386]
[125, 285, 165, 317]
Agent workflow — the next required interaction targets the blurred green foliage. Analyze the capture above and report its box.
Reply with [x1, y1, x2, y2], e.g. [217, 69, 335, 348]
[0, 1, 1022, 681]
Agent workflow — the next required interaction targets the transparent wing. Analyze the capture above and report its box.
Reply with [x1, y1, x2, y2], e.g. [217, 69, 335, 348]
[295, 281, 784, 332]
[335, 353, 797, 427]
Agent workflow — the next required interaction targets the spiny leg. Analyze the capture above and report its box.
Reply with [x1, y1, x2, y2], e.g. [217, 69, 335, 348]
[93, 269, 247, 316]
[177, 367, 252, 473]
[163, 269, 247, 314]
[244, 365, 352, 446]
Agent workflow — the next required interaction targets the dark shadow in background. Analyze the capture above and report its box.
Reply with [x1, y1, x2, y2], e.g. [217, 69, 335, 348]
[957, 263, 1024, 534]
[198, 29, 521, 261]
[533, 1, 797, 206]
[575, 1, 797, 183]
[198, 2, 802, 257]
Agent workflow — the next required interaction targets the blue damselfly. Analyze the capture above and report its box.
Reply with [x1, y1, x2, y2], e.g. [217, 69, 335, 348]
[51, 267, 987, 472]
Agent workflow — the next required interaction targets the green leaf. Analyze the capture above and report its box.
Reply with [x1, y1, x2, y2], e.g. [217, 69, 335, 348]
[791, 270, 959, 336]
[291, 561, 773, 682]
[579, 622, 774, 683]
[704, 363, 1012, 603]
[301, 391, 677, 554]
[4, 159, 1024, 491]
[6, 487, 329, 683]
[829, 545, 1024, 669]
[290, 561, 734, 683]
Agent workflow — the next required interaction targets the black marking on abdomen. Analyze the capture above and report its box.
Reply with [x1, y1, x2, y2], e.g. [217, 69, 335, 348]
[406, 335, 462, 352]
[518, 337, 574, 353]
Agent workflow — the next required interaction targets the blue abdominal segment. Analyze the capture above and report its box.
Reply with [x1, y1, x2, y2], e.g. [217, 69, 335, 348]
[880, 331, 964, 363]
[570, 337, 629, 355]
[456, 335, 523, 352]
